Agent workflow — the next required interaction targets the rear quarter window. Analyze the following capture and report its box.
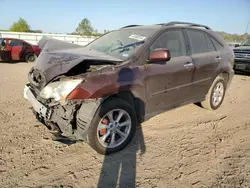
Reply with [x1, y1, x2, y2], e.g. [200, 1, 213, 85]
[210, 37, 223, 51]
[205, 34, 216, 52]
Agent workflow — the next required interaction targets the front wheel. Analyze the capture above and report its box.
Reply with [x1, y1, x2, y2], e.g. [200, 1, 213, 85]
[200, 75, 226, 110]
[87, 98, 137, 155]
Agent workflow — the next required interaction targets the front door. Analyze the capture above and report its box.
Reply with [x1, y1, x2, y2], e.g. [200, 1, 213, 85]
[9, 39, 23, 60]
[144, 29, 194, 114]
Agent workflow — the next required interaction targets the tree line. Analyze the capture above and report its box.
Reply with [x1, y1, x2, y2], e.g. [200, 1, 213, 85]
[1, 17, 249, 42]
[2, 17, 108, 36]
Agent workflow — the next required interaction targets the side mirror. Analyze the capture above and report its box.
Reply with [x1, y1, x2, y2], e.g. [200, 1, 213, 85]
[234, 44, 239, 47]
[148, 48, 171, 63]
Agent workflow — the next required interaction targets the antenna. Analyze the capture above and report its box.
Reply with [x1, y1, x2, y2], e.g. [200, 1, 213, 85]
[245, 21, 249, 34]
[244, 0, 250, 34]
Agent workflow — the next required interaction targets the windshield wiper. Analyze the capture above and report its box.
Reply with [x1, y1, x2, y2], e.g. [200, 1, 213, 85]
[111, 41, 145, 52]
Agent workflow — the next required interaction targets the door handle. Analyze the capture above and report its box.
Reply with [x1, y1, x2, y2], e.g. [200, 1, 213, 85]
[184, 62, 194, 68]
[215, 56, 222, 61]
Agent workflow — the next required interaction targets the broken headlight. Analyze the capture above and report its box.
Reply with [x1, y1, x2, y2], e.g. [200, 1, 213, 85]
[40, 78, 83, 102]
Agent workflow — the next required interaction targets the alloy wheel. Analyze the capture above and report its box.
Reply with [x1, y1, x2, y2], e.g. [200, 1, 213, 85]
[97, 109, 132, 149]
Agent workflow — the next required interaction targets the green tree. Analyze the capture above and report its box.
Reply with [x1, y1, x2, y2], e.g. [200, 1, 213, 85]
[9, 18, 30, 32]
[217, 31, 249, 43]
[75, 18, 94, 36]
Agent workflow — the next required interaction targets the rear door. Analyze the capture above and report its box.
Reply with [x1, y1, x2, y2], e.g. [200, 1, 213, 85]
[9, 39, 23, 60]
[185, 29, 221, 97]
[144, 29, 194, 114]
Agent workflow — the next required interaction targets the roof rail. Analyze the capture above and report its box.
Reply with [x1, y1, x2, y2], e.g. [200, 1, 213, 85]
[159, 21, 212, 30]
[120, 25, 141, 29]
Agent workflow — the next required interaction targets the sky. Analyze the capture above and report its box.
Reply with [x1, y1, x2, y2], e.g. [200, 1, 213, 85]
[1, 0, 250, 34]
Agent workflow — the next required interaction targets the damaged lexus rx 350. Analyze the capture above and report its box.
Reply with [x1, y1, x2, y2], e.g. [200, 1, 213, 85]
[24, 22, 234, 155]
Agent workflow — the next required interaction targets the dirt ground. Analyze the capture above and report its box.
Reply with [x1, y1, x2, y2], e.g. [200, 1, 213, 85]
[0, 62, 250, 188]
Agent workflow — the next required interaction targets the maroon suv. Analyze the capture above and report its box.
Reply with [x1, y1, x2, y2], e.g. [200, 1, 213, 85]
[24, 22, 235, 155]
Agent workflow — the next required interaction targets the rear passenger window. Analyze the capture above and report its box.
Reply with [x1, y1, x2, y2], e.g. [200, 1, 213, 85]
[150, 30, 187, 58]
[187, 30, 209, 54]
[205, 35, 216, 52]
[210, 37, 223, 50]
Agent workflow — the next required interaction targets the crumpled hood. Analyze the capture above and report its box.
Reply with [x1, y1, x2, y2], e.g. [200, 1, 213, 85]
[31, 36, 122, 85]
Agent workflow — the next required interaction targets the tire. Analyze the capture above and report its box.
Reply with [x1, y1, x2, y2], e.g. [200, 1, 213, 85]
[25, 53, 37, 63]
[87, 98, 137, 155]
[200, 75, 226, 110]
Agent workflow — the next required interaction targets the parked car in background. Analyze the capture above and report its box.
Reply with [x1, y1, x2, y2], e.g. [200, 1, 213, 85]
[228, 42, 240, 48]
[0, 38, 41, 63]
[233, 37, 250, 73]
[24, 22, 234, 155]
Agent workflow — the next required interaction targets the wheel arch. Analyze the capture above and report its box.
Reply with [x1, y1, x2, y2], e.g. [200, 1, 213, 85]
[102, 91, 145, 123]
[75, 90, 144, 142]
[216, 71, 230, 89]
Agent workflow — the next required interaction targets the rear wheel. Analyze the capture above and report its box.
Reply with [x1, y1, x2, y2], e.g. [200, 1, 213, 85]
[87, 98, 137, 155]
[25, 53, 37, 63]
[200, 75, 226, 110]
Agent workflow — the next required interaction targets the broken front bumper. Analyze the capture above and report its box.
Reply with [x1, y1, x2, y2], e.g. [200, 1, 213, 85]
[24, 84, 79, 137]
[24, 84, 102, 141]
[24, 85, 51, 119]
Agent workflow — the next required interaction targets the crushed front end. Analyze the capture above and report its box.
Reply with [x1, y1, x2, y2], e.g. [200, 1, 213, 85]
[24, 68, 101, 142]
[24, 81, 81, 140]
[23, 37, 123, 142]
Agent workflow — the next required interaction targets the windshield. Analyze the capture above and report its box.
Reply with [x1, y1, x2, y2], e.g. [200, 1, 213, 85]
[86, 28, 156, 60]
[240, 37, 250, 46]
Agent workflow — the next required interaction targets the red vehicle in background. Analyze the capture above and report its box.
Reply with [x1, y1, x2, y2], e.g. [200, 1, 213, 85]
[0, 38, 41, 63]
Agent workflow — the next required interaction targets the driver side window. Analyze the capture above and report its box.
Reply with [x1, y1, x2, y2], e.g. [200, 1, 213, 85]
[150, 30, 187, 58]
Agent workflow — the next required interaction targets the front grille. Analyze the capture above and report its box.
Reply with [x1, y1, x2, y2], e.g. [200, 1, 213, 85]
[233, 49, 250, 60]
[233, 49, 250, 53]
